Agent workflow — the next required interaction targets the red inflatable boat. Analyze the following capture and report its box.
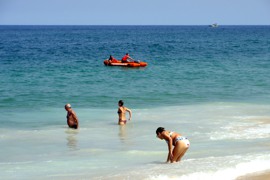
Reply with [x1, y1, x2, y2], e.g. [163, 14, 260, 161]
[104, 59, 148, 67]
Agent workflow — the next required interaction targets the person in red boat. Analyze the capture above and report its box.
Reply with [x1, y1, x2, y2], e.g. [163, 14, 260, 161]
[121, 53, 134, 63]
[108, 55, 118, 63]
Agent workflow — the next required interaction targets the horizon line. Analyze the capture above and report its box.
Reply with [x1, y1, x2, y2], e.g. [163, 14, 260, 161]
[1, 24, 270, 26]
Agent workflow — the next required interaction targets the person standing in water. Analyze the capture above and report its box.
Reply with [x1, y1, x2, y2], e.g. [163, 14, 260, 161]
[65, 104, 79, 129]
[117, 100, 132, 125]
[156, 127, 190, 163]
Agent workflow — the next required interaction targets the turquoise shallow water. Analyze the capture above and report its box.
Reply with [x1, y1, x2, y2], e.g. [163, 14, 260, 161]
[0, 26, 270, 179]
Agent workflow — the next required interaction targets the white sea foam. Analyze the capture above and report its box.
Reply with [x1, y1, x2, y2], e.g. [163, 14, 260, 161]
[209, 117, 270, 140]
[146, 155, 270, 180]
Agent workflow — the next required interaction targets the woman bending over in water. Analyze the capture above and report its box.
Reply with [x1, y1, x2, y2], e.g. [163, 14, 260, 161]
[156, 127, 190, 163]
[117, 100, 132, 125]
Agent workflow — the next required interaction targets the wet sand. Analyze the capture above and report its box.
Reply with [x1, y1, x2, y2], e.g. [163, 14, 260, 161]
[237, 170, 270, 180]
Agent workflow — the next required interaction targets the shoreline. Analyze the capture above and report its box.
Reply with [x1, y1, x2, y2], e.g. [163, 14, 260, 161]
[237, 170, 270, 180]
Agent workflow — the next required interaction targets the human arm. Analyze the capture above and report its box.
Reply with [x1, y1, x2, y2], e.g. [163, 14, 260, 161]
[71, 110, 79, 128]
[126, 108, 132, 121]
[128, 56, 134, 61]
[162, 132, 173, 163]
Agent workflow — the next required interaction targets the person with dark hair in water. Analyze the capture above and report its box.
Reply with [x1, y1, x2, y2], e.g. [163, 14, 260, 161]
[156, 127, 190, 163]
[117, 100, 132, 125]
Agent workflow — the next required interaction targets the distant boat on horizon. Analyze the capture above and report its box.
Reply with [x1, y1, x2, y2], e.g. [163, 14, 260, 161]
[209, 23, 218, 28]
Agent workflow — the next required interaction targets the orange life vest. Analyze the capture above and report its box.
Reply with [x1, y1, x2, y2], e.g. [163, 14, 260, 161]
[122, 55, 129, 62]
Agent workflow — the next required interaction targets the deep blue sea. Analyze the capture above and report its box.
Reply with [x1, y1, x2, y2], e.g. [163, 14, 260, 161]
[1, 26, 270, 179]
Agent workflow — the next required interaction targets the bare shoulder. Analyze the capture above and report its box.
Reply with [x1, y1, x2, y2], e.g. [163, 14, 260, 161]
[162, 131, 170, 138]
[125, 107, 131, 112]
[70, 109, 77, 115]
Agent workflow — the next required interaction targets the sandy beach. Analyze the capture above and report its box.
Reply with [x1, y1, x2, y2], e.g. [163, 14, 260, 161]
[237, 170, 270, 180]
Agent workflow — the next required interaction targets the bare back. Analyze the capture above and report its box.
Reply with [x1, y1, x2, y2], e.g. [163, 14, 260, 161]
[67, 109, 79, 129]
[118, 106, 132, 125]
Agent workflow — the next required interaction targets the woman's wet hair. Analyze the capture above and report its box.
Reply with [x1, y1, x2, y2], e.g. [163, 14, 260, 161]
[118, 100, 124, 106]
[156, 127, 165, 135]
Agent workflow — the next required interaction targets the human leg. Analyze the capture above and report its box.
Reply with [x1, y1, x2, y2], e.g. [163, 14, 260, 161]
[171, 139, 190, 163]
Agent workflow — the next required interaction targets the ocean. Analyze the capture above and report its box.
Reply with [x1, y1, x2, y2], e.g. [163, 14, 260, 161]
[0, 25, 270, 179]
